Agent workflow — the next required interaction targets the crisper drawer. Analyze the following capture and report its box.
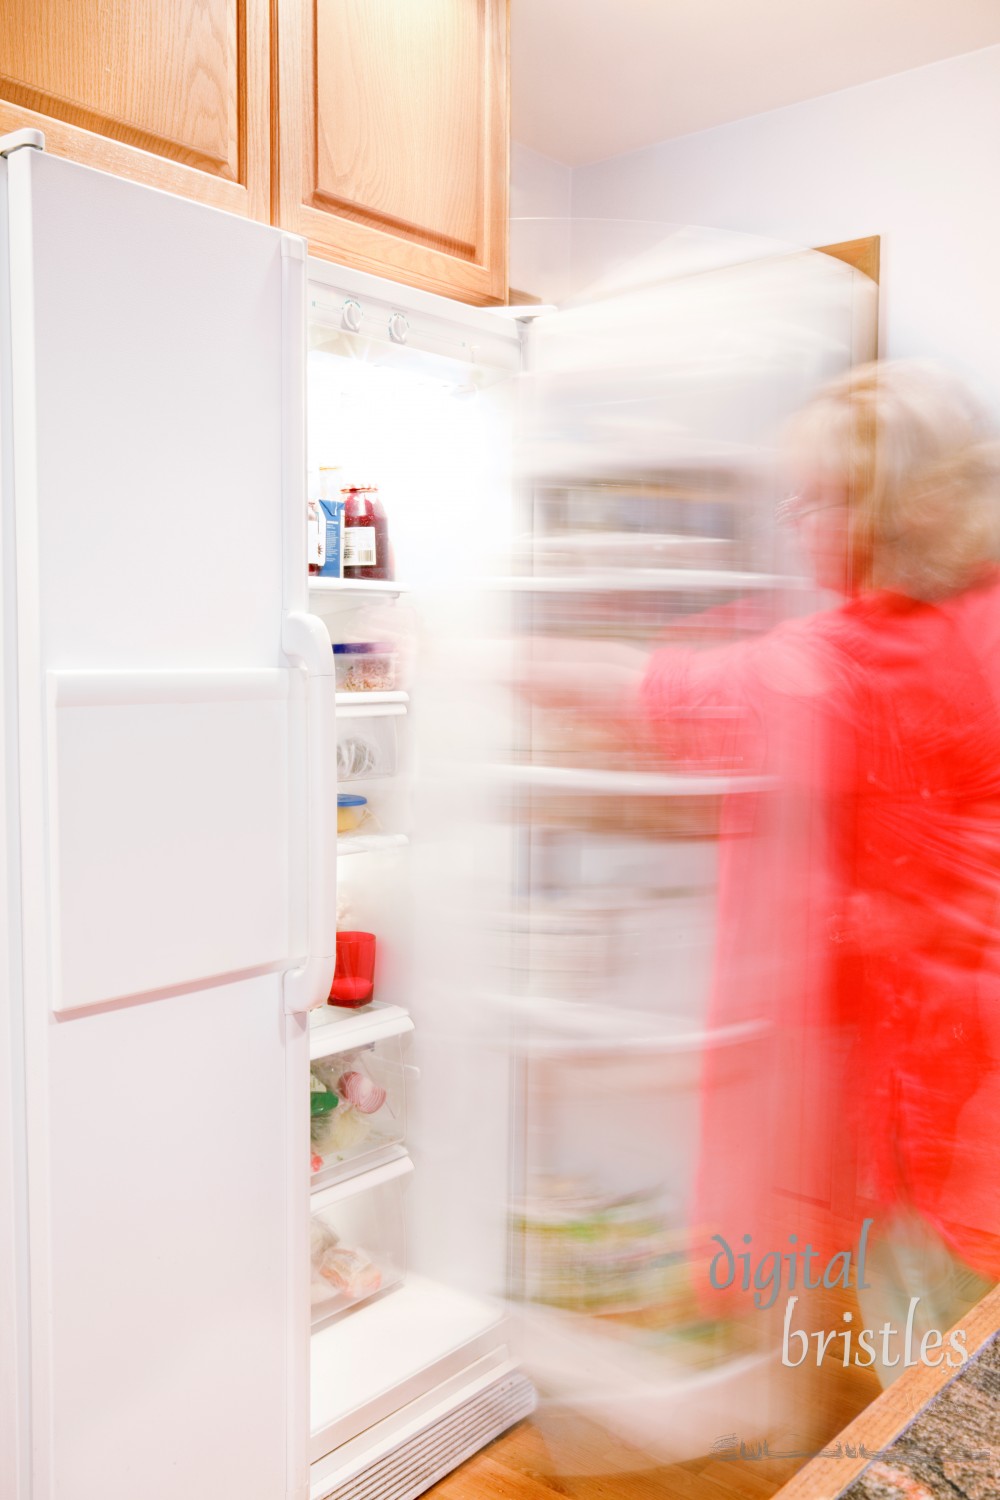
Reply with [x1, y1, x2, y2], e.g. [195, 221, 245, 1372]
[336, 711, 399, 781]
[310, 1155, 412, 1328]
[310, 1024, 409, 1186]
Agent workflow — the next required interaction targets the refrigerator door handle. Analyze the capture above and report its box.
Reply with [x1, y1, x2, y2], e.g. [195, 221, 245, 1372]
[282, 609, 337, 1014]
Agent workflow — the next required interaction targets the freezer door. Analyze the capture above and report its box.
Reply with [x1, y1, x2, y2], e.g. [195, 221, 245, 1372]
[0, 143, 329, 1500]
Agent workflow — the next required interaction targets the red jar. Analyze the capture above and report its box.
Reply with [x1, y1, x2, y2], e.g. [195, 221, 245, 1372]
[341, 486, 392, 581]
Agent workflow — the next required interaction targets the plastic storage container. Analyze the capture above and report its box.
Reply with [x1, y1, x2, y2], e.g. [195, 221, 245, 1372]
[310, 1155, 411, 1326]
[333, 643, 397, 693]
[310, 1035, 407, 1180]
[337, 793, 368, 834]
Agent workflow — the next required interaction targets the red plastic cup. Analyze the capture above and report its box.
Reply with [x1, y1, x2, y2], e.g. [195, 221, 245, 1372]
[329, 931, 376, 1008]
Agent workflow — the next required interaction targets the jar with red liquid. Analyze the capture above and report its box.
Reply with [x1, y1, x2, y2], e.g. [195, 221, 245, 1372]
[341, 486, 392, 582]
[307, 496, 323, 575]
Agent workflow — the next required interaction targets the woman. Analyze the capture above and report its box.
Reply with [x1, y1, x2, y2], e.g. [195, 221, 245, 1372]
[524, 360, 1000, 1386]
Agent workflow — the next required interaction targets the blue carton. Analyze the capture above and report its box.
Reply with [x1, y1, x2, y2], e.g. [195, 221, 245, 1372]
[318, 497, 344, 577]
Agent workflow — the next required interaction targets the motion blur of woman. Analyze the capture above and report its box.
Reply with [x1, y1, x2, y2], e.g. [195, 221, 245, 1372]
[524, 360, 1000, 1393]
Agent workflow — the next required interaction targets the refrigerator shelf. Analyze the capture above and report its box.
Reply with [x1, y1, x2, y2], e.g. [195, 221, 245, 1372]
[309, 1002, 413, 1061]
[337, 832, 410, 856]
[310, 1275, 507, 1463]
[492, 569, 798, 593]
[310, 578, 409, 597]
[311, 1141, 410, 1196]
[335, 690, 409, 717]
[494, 763, 775, 796]
[311, 1151, 413, 1213]
[520, 446, 761, 489]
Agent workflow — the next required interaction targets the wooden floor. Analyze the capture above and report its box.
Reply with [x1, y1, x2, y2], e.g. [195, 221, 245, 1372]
[424, 1285, 1000, 1500]
[425, 1345, 881, 1500]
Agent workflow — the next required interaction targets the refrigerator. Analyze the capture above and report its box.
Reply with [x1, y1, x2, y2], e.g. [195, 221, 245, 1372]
[0, 133, 532, 1500]
[0, 136, 874, 1500]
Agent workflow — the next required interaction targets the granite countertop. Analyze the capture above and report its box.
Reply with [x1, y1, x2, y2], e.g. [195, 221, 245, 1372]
[841, 1333, 1000, 1500]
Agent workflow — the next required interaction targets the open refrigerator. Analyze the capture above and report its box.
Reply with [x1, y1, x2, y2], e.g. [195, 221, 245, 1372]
[301, 262, 533, 1496]
[0, 139, 874, 1500]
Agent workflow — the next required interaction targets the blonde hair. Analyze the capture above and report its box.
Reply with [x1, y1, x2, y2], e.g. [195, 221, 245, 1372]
[787, 360, 1000, 600]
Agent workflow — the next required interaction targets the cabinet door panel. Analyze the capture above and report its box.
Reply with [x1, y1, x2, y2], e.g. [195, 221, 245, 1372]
[0, 0, 268, 218]
[276, 0, 508, 305]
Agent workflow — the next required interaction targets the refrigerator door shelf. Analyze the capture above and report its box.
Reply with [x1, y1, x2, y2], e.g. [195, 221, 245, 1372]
[492, 995, 767, 1062]
[496, 763, 776, 796]
[513, 1301, 775, 1471]
[495, 568, 794, 593]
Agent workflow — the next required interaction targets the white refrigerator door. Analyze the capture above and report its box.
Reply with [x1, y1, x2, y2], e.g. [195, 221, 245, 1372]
[0, 141, 334, 1500]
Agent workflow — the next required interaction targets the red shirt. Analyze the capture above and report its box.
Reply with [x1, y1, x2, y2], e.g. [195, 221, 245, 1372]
[641, 573, 1000, 1280]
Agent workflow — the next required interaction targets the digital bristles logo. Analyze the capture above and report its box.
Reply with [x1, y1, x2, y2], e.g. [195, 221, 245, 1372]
[709, 1220, 969, 1370]
[709, 1435, 991, 1466]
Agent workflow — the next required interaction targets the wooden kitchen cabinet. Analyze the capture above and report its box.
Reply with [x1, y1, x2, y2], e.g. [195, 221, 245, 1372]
[0, 0, 270, 219]
[273, 0, 509, 305]
[0, 0, 509, 304]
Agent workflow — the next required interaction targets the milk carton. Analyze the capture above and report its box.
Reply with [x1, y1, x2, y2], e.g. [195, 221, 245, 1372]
[317, 467, 344, 578]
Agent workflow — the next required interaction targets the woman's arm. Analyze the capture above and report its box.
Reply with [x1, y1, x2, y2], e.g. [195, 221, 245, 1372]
[511, 633, 766, 772]
[514, 637, 649, 714]
[512, 611, 848, 779]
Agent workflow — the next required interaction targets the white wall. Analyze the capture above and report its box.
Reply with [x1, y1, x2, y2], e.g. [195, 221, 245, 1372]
[510, 141, 573, 220]
[509, 141, 572, 299]
[571, 45, 1000, 409]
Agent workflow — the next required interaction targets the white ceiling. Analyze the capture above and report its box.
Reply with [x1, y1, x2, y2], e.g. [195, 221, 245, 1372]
[511, 0, 1000, 166]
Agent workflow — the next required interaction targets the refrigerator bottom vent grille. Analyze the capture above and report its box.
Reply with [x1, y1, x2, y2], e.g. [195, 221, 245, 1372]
[320, 1372, 536, 1500]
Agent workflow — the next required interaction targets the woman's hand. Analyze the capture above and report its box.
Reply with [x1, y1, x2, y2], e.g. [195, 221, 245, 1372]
[512, 637, 650, 715]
